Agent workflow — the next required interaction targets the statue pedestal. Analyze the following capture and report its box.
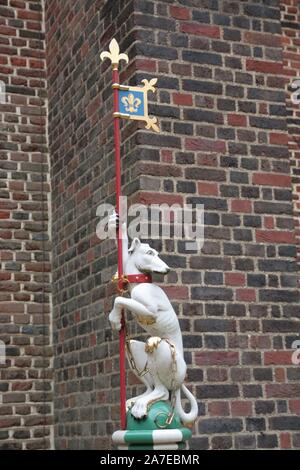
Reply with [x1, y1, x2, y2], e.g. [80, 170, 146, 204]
[112, 401, 192, 450]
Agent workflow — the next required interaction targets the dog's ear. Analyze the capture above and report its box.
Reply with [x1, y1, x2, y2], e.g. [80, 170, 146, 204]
[128, 237, 141, 253]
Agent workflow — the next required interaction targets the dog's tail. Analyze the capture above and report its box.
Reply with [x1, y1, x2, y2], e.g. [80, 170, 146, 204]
[174, 384, 198, 425]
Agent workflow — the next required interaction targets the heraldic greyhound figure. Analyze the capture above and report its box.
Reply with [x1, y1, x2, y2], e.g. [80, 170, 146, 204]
[108, 212, 198, 425]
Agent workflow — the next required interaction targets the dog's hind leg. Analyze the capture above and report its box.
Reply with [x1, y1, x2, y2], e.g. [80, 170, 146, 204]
[130, 339, 173, 419]
[126, 340, 154, 410]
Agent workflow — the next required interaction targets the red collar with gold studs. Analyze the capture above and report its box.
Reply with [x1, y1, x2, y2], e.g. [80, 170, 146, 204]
[125, 274, 152, 284]
[112, 273, 152, 294]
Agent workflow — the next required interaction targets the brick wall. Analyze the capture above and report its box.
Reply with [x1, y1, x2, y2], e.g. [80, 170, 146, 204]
[49, 0, 299, 450]
[45, 0, 139, 450]
[0, 0, 52, 450]
[281, 0, 300, 268]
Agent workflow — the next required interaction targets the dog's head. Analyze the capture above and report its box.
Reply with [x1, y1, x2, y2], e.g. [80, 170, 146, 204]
[128, 238, 170, 275]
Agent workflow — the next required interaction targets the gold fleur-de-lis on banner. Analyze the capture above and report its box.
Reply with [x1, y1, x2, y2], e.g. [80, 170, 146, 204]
[100, 38, 129, 69]
[121, 93, 141, 113]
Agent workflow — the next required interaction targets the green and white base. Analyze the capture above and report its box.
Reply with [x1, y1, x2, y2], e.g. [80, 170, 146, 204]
[112, 401, 192, 450]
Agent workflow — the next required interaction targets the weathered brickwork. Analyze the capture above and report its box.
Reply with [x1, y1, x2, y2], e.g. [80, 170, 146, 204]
[35, 0, 300, 450]
[45, 0, 139, 450]
[281, 0, 300, 267]
[127, 0, 299, 451]
[0, 0, 52, 450]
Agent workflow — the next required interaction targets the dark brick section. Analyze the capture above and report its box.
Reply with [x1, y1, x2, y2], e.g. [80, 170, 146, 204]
[0, 0, 52, 450]
[44, 0, 299, 451]
[281, 0, 300, 266]
[46, 0, 140, 451]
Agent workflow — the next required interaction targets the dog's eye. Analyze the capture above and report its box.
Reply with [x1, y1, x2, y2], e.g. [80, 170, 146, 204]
[147, 250, 154, 256]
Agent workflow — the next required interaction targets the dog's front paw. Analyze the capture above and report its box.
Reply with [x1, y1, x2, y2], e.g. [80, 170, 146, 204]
[131, 398, 148, 419]
[109, 310, 121, 331]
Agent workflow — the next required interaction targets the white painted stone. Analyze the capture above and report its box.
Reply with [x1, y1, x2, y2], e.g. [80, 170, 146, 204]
[108, 212, 198, 425]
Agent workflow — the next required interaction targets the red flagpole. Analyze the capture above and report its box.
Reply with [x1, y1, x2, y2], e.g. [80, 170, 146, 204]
[101, 38, 160, 439]
[101, 39, 159, 435]
[112, 67, 127, 430]
[101, 38, 129, 432]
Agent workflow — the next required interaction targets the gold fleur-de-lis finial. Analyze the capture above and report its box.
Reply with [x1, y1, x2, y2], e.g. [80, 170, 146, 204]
[100, 38, 129, 70]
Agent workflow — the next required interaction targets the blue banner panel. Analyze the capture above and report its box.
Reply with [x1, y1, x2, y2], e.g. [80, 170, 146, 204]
[119, 90, 145, 117]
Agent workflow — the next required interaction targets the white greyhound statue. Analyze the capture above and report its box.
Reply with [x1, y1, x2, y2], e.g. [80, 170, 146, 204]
[108, 212, 198, 425]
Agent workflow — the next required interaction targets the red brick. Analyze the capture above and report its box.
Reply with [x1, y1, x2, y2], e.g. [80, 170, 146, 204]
[27, 21, 42, 32]
[252, 173, 291, 187]
[228, 114, 247, 127]
[231, 401, 252, 417]
[17, 10, 41, 21]
[198, 182, 219, 196]
[10, 57, 27, 67]
[0, 230, 12, 239]
[264, 351, 294, 365]
[195, 351, 239, 366]
[0, 200, 17, 210]
[134, 58, 156, 72]
[180, 23, 220, 38]
[0, 65, 13, 74]
[280, 432, 292, 449]
[246, 59, 283, 74]
[0, 418, 21, 428]
[87, 96, 101, 117]
[9, 181, 24, 190]
[14, 273, 30, 282]
[225, 273, 246, 286]
[185, 137, 226, 152]
[0, 272, 11, 281]
[197, 154, 219, 167]
[12, 382, 32, 391]
[76, 186, 90, 204]
[0, 302, 24, 313]
[171, 63, 191, 76]
[255, 230, 295, 244]
[10, 0, 26, 7]
[259, 102, 268, 114]
[25, 263, 51, 273]
[138, 192, 183, 205]
[173, 92, 193, 106]
[0, 26, 16, 36]
[13, 192, 28, 201]
[128, 370, 142, 386]
[81, 41, 89, 58]
[163, 286, 188, 299]
[250, 335, 271, 349]
[161, 150, 173, 163]
[244, 31, 282, 48]
[231, 199, 252, 213]
[170, 5, 190, 20]
[264, 216, 275, 229]
[236, 289, 256, 302]
[208, 401, 230, 417]
[275, 367, 286, 382]
[0, 252, 14, 261]
[29, 59, 44, 69]
[270, 132, 289, 145]
[90, 333, 97, 347]
[289, 400, 300, 414]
